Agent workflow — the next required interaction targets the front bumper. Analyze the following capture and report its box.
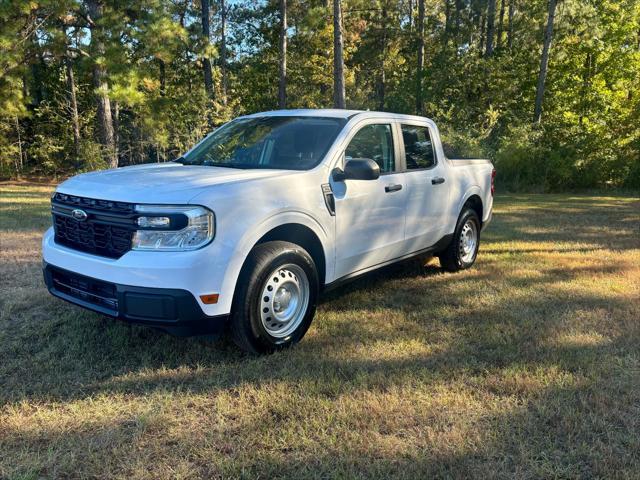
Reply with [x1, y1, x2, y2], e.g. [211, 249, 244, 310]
[42, 227, 236, 316]
[43, 263, 228, 336]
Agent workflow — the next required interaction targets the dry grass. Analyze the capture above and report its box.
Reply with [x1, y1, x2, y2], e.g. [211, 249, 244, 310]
[0, 183, 639, 479]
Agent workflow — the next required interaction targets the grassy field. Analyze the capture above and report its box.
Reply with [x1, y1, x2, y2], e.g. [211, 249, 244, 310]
[0, 182, 638, 479]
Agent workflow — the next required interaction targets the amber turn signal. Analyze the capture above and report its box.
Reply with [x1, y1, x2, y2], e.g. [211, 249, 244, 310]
[199, 293, 219, 304]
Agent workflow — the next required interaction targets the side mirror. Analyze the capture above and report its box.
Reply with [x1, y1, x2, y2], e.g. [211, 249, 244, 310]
[332, 158, 380, 182]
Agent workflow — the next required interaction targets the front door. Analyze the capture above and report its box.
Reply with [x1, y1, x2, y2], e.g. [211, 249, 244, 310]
[331, 122, 407, 279]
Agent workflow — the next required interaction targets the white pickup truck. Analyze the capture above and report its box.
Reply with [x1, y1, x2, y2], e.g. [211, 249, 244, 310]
[43, 109, 494, 353]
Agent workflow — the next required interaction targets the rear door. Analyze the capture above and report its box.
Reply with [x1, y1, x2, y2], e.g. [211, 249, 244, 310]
[399, 122, 450, 251]
[331, 121, 407, 279]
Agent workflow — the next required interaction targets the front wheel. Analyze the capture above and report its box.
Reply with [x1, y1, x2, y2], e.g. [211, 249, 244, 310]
[230, 241, 319, 354]
[438, 208, 481, 272]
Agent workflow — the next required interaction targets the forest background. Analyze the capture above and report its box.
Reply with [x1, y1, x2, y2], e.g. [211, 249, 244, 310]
[1, 0, 638, 191]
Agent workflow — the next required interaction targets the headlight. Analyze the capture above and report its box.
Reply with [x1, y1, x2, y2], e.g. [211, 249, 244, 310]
[131, 205, 214, 251]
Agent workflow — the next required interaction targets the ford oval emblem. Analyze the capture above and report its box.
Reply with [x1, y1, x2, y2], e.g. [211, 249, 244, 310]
[71, 209, 88, 221]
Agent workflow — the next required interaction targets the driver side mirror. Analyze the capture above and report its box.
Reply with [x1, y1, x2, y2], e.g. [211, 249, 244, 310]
[332, 158, 380, 182]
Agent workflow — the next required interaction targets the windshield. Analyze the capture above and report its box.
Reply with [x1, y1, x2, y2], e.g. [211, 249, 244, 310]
[181, 116, 347, 170]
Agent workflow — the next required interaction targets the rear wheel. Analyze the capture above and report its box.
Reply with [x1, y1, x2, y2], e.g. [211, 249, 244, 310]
[230, 241, 318, 354]
[438, 208, 481, 272]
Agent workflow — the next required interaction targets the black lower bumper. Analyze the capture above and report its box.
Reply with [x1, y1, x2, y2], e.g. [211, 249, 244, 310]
[43, 263, 228, 336]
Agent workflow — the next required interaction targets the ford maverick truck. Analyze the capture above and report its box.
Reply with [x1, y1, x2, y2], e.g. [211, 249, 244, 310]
[43, 109, 495, 353]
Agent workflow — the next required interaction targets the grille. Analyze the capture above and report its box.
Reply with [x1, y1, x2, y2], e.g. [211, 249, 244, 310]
[50, 267, 118, 312]
[53, 192, 135, 214]
[51, 193, 136, 259]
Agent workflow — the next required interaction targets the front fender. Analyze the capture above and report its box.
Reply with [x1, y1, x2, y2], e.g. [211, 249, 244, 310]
[216, 209, 332, 313]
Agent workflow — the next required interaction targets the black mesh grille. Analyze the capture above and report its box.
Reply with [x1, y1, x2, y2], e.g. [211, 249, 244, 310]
[50, 267, 118, 312]
[52, 192, 135, 214]
[51, 193, 136, 259]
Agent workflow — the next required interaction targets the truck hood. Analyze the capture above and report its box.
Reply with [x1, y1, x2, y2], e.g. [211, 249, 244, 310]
[57, 163, 296, 203]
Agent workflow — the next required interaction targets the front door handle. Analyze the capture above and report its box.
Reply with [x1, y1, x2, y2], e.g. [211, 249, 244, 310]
[385, 184, 403, 193]
[431, 177, 445, 185]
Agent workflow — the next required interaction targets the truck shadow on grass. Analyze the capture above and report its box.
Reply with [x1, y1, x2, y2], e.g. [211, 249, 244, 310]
[2, 251, 636, 403]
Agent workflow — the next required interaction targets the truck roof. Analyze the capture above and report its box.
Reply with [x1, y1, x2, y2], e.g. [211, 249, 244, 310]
[241, 109, 434, 124]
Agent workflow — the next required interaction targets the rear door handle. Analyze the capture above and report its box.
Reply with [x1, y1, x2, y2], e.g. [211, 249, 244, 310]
[431, 177, 445, 185]
[385, 184, 403, 193]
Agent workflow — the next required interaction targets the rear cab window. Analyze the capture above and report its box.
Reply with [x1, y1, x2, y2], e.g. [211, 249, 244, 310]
[401, 124, 436, 170]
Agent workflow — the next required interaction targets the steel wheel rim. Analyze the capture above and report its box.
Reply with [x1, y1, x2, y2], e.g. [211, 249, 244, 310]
[259, 263, 309, 338]
[459, 219, 478, 263]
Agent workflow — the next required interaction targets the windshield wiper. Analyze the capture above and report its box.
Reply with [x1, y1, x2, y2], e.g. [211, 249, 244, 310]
[202, 162, 250, 169]
[173, 158, 256, 169]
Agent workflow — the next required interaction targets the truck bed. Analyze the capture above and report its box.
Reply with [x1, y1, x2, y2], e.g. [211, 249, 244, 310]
[448, 158, 493, 166]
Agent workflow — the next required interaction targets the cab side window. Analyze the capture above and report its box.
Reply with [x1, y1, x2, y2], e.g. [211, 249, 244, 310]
[401, 124, 436, 170]
[345, 124, 395, 173]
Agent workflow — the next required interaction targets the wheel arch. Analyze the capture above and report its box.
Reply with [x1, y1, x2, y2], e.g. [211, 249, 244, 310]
[457, 187, 484, 225]
[463, 194, 483, 224]
[255, 223, 327, 287]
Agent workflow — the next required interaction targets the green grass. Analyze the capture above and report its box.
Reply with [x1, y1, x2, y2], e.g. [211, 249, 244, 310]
[1, 182, 639, 479]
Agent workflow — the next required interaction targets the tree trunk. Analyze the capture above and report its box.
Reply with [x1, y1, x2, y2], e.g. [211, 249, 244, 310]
[62, 26, 81, 164]
[220, 0, 228, 104]
[479, 10, 486, 57]
[377, 5, 387, 110]
[332, 0, 346, 109]
[15, 116, 23, 173]
[630, 28, 640, 101]
[507, 0, 515, 49]
[30, 35, 44, 107]
[200, 0, 214, 99]
[534, 0, 557, 123]
[64, 54, 81, 163]
[86, 0, 117, 168]
[22, 72, 29, 107]
[159, 58, 166, 96]
[469, 0, 478, 49]
[278, 0, 287, 108]
[444, 0, 451, 47]
[497, 0, 505, 49]
[485, 0, 496, 57]
[179, 3, 186, 27]
[20, 77, 28, 168]
[113, 100, 119, 163]
[579, 52, 592, 126]
[415, 0, 425, 115]
[454, 0, 462, 43]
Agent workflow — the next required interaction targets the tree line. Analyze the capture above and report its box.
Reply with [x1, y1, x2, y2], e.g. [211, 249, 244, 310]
[0, 0, 638, 190]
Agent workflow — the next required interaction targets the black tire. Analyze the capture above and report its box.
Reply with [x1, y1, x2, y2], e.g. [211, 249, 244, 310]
[230, 241, 319, 354]
[438, 208, 481, 272]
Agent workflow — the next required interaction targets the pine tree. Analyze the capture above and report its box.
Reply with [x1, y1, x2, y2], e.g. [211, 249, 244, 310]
[333, 0, 346, 109]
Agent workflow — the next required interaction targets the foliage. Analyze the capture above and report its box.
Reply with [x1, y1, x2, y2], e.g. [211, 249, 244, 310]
[0, 0, 638, 191]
